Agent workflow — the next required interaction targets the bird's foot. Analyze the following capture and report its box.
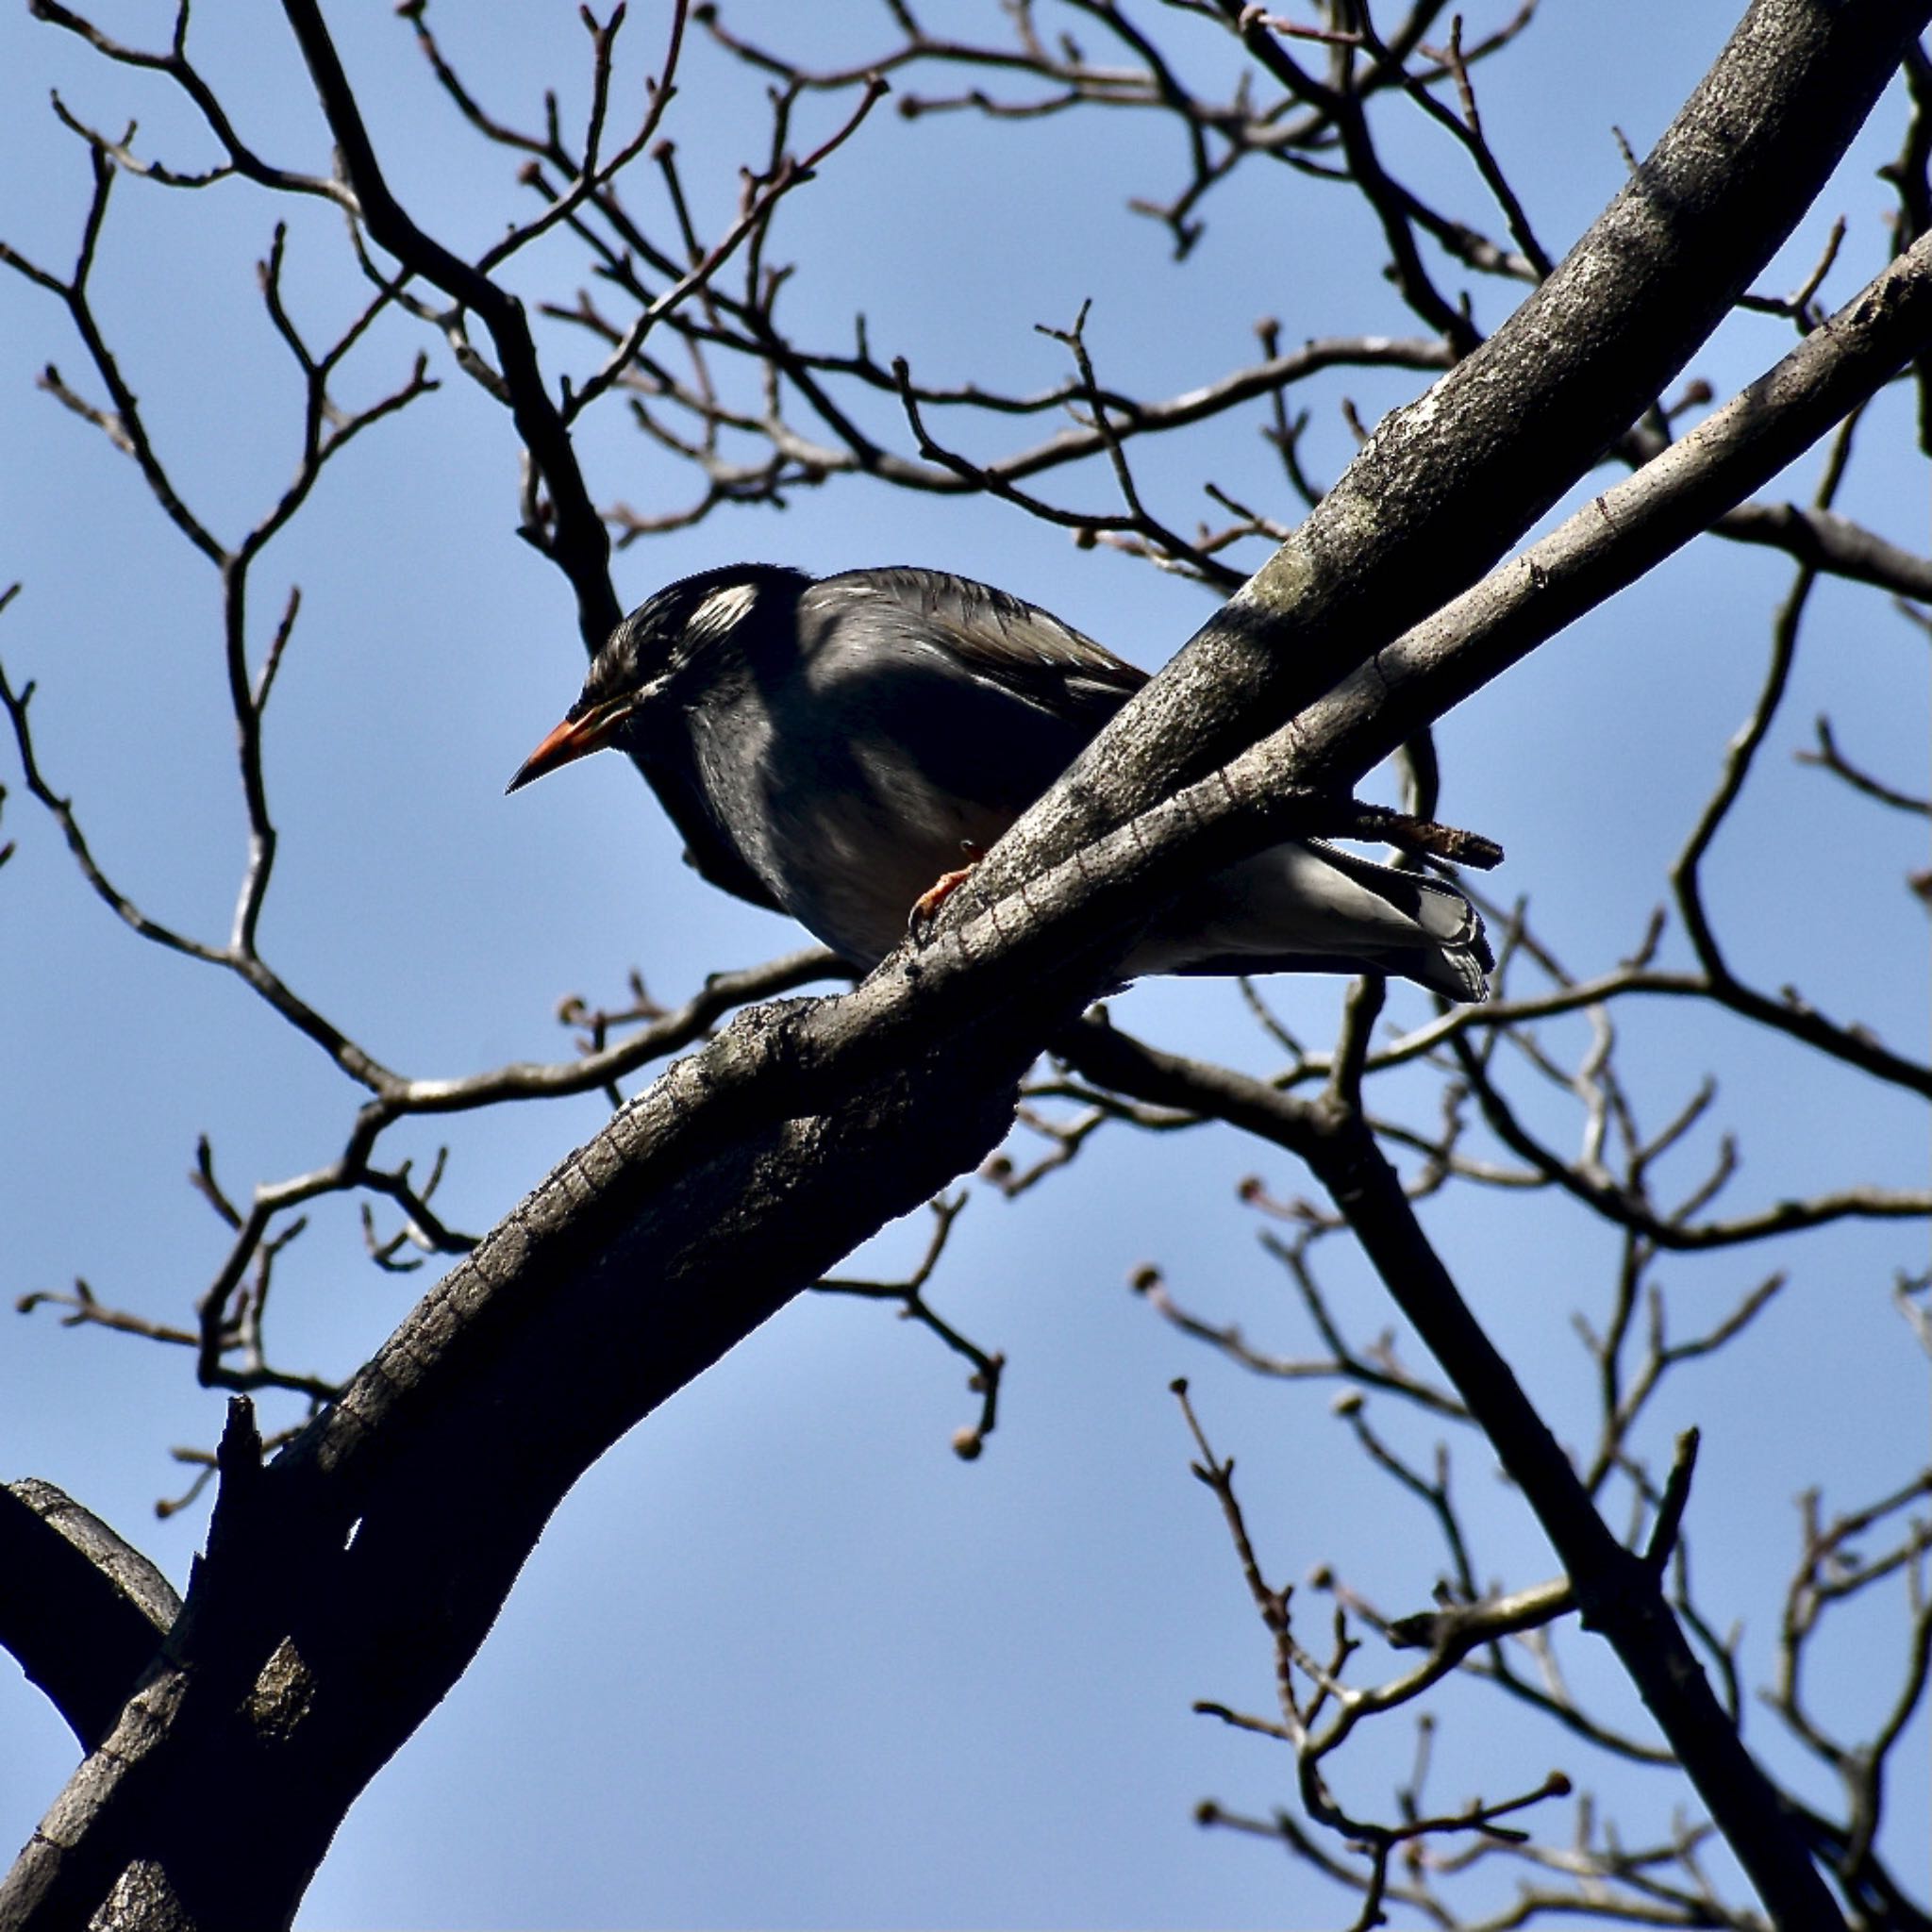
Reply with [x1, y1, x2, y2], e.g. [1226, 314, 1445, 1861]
[908, 843, 986, 945]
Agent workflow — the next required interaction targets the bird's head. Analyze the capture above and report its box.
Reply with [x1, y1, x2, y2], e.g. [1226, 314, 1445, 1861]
[506, 562, 808, 793]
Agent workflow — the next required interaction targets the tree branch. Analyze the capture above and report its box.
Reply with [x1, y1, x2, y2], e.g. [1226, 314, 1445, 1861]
[0, 1482, 178, 1751]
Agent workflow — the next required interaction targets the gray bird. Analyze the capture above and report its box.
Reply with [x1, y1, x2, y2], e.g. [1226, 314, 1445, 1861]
[508, 564, 1491, 1001]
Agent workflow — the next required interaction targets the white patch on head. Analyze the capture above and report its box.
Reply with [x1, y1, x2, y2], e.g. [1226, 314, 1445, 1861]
[688, 582, 760, 637]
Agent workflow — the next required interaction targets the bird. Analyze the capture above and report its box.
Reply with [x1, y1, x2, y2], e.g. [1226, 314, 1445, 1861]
[508, 563, 1491, 1001]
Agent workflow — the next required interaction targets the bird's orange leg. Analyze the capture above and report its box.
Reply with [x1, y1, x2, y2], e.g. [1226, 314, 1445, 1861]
[908, 842, 987, 942]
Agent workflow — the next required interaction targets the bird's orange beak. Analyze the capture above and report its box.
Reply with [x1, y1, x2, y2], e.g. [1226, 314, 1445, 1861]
[505, 694, 636, 795]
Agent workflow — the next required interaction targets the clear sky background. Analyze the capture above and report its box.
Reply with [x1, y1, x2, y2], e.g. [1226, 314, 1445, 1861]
[1, 5, 1926, 1927]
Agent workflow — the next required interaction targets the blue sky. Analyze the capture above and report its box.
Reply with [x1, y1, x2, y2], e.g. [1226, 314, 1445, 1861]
[1, 5, 1926, 1926]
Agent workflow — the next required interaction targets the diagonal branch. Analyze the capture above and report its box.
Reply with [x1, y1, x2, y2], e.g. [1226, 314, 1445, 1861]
[0, 1482, 179, 1751]
[961, 0, 1932, 926]
[276, 0, 619, 645]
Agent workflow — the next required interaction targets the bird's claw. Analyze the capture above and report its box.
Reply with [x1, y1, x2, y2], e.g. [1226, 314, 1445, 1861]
[908, 844, 985, 946]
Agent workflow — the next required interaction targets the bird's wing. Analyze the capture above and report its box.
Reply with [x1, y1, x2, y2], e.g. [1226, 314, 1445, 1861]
[816, 567, 1148, 734]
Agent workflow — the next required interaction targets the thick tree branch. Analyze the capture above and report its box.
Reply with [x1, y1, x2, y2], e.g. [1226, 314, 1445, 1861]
[0, 1482, 178, 1752]
[961, 0, 1932, 921]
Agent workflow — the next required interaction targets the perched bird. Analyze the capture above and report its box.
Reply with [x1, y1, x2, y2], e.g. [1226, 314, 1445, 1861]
[508, 564, 1491, 1001]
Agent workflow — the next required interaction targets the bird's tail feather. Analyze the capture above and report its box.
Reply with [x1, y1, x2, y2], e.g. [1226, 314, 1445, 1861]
[1143, 840, 1492, 1002]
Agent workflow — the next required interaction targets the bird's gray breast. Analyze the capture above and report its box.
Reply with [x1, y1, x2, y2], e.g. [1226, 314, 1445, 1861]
[683, 619, 1095, 966]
